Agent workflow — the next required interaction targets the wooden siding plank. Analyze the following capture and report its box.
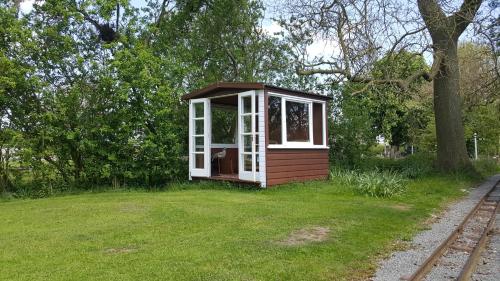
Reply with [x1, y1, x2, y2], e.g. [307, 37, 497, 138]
[267, 174, 328, 186]
[267, 158, 329, 167]
[267, 169, 329, 180]
[266, 163, 328, 173]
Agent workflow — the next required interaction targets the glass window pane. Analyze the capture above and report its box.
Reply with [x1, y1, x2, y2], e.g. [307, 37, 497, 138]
[243, 115, 252, 133]
[286, 101, 310, 142]
[211, 106, 237, 143]
[243, 135, 252, 152]
[195, 119, 204, 135]
[268, 96, 282, 144]
[194, 102, 204, 118]
[255, 115, 259, 133]
[242, 96, 252, 113]
[256, 155, 259, 172]
[195, 136, 204, 152]
[195, 154, 204, 169]
[313, 103, 324, 145]
[243, 154, 252, 171]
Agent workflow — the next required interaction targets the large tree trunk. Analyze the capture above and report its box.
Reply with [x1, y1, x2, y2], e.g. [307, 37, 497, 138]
[418, 0, 482, 171]
[433, 44, 470, 170]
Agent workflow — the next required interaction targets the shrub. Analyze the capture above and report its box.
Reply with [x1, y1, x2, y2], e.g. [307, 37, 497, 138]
[353, 153, 435, 179]
[473, 158, 500, 177]
[398, 154, 435, 178]
[330, 168, 407, 198]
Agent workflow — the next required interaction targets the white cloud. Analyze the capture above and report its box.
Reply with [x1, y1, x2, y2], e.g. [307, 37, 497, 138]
[306, 38, 340, 60]
[19, 0, 37, 14]
[262, 20, 283, 36]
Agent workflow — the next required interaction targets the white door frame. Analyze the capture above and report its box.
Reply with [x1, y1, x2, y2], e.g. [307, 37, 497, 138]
[189, 98, 211, 178]
[238, 91, 259, 182]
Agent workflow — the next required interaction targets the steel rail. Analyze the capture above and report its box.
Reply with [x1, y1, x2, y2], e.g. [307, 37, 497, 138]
[457, 195, 499, 281]
[406, 180, 500, 281]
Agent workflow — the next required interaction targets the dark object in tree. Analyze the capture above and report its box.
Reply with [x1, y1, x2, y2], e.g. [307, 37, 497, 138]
[94, 22, 117, 43]
[76, 3, 120, 43]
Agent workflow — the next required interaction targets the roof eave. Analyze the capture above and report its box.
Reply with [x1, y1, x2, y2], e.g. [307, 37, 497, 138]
[181, 82, 265, 100]
[181, 82, 332, 101]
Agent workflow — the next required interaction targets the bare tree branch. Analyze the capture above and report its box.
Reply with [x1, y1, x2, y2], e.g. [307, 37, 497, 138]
[387, 26, 426, 57]
[451, 0, 483, 38]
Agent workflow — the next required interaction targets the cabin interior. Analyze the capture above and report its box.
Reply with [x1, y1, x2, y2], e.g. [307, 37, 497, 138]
[191, 92, 261, 183]
[209, 93, 261, 181]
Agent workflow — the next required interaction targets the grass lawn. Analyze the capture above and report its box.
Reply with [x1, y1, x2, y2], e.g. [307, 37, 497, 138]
[0, 175, 478, 281]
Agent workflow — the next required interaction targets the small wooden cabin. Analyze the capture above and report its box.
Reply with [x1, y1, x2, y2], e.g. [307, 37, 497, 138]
[182, 82, 331, 187]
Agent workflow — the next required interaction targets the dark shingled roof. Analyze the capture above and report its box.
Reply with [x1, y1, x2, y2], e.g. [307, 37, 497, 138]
[181, 82, 332, 101]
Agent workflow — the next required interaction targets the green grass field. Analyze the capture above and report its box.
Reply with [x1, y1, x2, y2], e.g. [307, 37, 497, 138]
[0, 176, 477, 281]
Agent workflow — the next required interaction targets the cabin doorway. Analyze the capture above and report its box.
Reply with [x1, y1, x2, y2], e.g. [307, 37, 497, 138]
[210, 95, 238, 180]
[189, 91, 260, 183]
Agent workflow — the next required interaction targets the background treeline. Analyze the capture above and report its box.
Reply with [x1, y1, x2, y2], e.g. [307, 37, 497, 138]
[1, 0, 498, 197]
[0, 0, 312, 195]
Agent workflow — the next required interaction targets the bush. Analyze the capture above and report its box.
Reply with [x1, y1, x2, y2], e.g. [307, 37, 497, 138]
[473, 158, 500, 177]
[398, 154, 435, 178]
[330, 168, 407, 198]
[353, 153, 435, 179]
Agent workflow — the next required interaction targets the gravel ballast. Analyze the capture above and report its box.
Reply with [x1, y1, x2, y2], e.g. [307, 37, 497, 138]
[371, 175, 500, 281]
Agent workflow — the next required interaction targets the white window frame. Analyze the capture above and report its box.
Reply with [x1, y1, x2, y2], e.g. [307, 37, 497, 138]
[267, 92, 328, 149]
[188, 98, 211, 178]
[238, 91, 259, 182]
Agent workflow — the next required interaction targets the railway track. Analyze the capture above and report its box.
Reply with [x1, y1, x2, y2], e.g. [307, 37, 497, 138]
[406, 180, 500, 281]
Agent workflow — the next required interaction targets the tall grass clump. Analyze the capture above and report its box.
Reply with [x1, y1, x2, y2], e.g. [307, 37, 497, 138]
[355, 170, 407, 197]
[330, 168, 407, 198]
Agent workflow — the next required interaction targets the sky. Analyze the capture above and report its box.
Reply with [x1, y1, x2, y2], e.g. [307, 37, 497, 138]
[19, 0, 36, 13]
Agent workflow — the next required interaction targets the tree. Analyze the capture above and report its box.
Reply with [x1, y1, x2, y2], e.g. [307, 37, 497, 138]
[149, 0, 291, 88]
[417, 0, 484, 170]
[458, 42, 500, 157]
[458, 42, 499, 110]
[330, 51, 431, 164]
[368, 51, 430, 155]
[1, 0, 292, 193]
[0, 2, 40, 192]
[278, 0, 496, 171]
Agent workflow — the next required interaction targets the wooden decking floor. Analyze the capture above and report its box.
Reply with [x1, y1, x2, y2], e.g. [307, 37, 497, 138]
[210, 174, 239, 181]
[194, 174, 260, 185]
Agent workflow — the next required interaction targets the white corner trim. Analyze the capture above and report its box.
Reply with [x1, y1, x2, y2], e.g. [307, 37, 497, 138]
[258, 90, 267, 188]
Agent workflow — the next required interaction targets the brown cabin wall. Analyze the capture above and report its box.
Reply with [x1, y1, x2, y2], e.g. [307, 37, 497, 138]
[265, 149, 329, 186]
[263, 90, 330, 187]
